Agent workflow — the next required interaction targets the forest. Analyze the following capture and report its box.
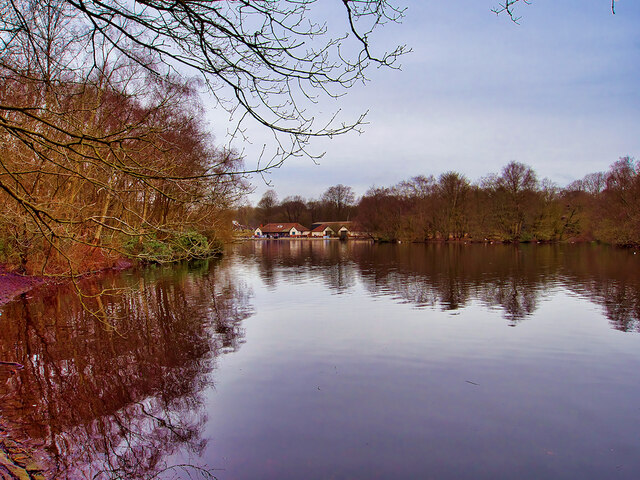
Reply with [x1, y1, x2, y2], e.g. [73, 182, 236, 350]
[239, 158, 640, 246]
[0, 0, 404, 275]
[0, 67, 247, 274]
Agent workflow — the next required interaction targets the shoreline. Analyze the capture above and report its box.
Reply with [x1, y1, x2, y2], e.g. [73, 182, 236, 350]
[248, 236, 372, 241]
[2, 240, 636, 307]
[0, 267, 48, 307]
[0, 420, 47, 479]
[0, 259, 134, 308]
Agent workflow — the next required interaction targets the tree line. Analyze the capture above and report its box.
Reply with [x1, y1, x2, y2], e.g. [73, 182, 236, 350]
[236, 184, 358, 228]
[0, 63, 247, 273]
[241, 158, 639, 245]
[358, 158, 639, 245]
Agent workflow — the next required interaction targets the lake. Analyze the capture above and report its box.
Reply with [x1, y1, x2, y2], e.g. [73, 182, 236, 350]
[1, 241, 640, 479]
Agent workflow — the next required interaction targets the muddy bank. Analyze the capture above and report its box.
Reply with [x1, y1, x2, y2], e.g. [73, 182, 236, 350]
[0, 268, 47, 307]
[0, 259, 134, 308]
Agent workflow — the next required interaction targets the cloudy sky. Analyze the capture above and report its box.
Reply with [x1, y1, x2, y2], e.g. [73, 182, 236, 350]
[206, 1, 640, 204]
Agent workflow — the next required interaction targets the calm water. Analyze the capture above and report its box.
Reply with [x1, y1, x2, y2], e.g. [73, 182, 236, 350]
[1, 241, 640, 479]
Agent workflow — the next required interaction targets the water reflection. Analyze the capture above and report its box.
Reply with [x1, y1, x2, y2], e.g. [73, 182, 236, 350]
[558, 246, 640, 332]
[237, 241, 640, 329]
[0, 259, 252, 479]
[3, 241, 640, 479]
[247, 240, 357, 293]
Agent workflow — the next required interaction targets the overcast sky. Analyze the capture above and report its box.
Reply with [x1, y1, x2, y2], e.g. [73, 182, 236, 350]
[205, 1, 640, 204]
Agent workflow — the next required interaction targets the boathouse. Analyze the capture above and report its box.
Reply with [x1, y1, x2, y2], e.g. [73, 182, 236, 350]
[254, 223, 309, 237]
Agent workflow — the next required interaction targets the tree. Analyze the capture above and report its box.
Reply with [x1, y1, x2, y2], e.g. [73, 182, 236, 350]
[281, 196, 307, 224]
[498, 161, 538, 197]
[0, 69, 247, 273]
[393, 175, 437, 241]
[322, 184, 356, 220]
[489, 161, 539, 240]
[257, 189, 279, 224]
[596, 157, 640, 244]
[357, 187, 410, 241]
[306, 199, 323, 224]
[2, 1, 407, 165]
[0, 1, 407, 272]
[435, 171, 470, 239]
[396, 175, 436, 200]
[583, 172, 607, 195]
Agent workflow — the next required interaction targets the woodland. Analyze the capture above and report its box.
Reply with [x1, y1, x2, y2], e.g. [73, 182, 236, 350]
[0, 0, 405, 275]
[241, 158, 640, 245]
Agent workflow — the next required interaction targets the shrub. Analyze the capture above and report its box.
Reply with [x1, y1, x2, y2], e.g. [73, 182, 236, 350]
[122, 231, 223, 264]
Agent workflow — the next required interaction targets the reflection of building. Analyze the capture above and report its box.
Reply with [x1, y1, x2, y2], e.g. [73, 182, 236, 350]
[254, 223, 309, 237]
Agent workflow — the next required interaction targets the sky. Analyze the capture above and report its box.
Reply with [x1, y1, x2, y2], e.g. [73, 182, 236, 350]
[204, 0, 640, 204]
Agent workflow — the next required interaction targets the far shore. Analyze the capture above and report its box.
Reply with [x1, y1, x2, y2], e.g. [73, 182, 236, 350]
[248, 236, 372, 241]
[2, 239, 636, 307]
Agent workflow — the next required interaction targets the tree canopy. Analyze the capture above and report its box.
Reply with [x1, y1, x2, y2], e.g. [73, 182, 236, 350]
[0, 0, 407, 273]
[1, 0, 408, 164]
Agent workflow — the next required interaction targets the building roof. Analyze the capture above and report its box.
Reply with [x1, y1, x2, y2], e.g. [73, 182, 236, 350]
[257, 222, 309, 233]
[310, 221, 354, 229]
[310, 223, 336, 233]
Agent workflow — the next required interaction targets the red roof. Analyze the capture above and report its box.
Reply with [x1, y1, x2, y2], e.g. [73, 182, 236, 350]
[311, 223, 335, 233]
[257, 223, 308, 234]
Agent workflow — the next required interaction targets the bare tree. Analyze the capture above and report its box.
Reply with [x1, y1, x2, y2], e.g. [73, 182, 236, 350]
[583, 172, 607, 195]
[1, 1, 407, 166]
[322, 184, 356, 220]
[489, 161, 538, 240]
[0, 1, 408, 273]
[0, 68, 248, 273]
[435, 171, 470, 239]
[257, 189, 279, 224]
[282, 196, 307, 223]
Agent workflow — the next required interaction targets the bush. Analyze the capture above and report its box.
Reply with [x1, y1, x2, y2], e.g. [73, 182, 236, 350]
[123, 234, 174, 263]
[175, 231, 209, 257]
[123, 231, 223, 264]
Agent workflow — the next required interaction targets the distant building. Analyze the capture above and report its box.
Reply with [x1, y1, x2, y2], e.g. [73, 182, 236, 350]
[254, 222, 309, 237]
[340, 221, 368, 238]
[253, 221, 368, 239]
[310, 221, 367, 238]
[310, 223, 335, 237]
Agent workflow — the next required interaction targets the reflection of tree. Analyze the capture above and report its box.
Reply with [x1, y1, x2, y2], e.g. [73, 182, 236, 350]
[321, 262, 357, 294]
[353, 243, 550, 323]
[478, 279, 538, 325]
[559, 246, 640, 332]
[239, 241, 640, 329]
[599, 282, 640, 332]
[241, 240, 357, 294]
[0, 259, 252, 479]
